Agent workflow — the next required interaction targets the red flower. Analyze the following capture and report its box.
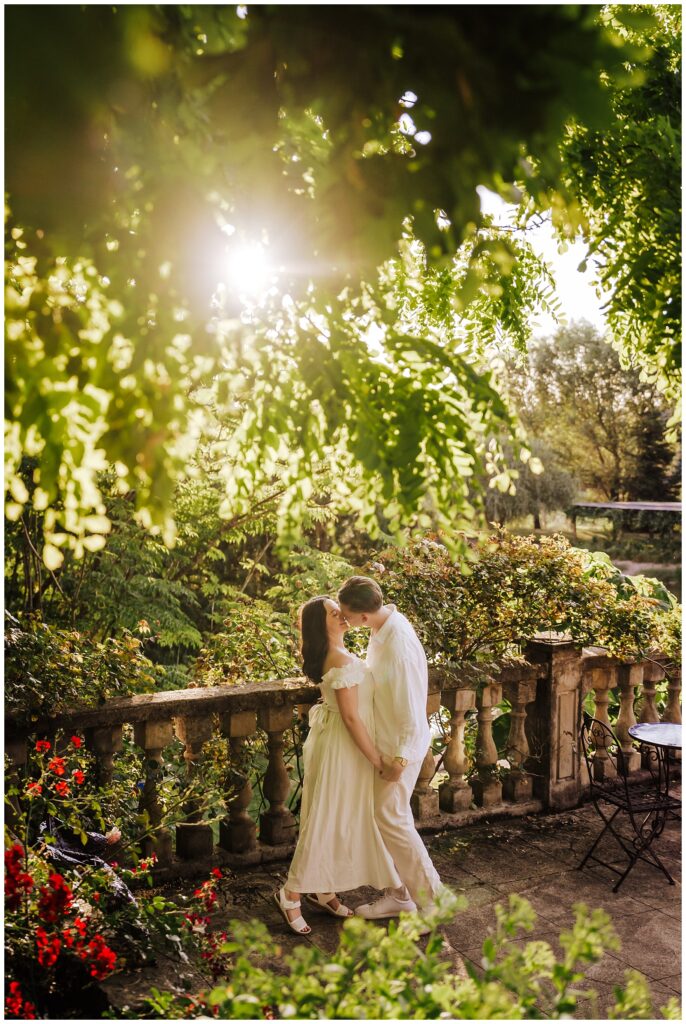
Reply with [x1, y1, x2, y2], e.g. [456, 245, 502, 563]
[5, 981, 37, 1020]
[72, 769, 85, 785]
[26, 782, 43, 795]
[38, 872, 73, 923]
[55, 780, 70, 797]
[80, 933, 116, 979]
[35, 926, 61, 967]
[61, 915, 88, 950]
[192, 879, 218, 912]
[48, 756, 66, 776]
[211, 867, 223, 879]
[70, 735, 82, 748]
[5, 845, 34, 910]
[93, 892, 100, 903]
[35, 740, 51, 753]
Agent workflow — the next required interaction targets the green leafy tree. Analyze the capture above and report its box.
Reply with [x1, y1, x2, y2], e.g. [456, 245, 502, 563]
[504, 322, 680, 501]
[519, 4, 681, 398]
[4, 5, 659, 560]
[482, 438, 578, 528]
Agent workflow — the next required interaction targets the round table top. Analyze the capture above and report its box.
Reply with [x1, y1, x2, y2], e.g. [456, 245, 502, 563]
[628, 722, 682, 750]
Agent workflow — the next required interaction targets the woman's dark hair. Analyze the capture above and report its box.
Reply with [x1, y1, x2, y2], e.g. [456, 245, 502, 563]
[299, 596, 330, 683]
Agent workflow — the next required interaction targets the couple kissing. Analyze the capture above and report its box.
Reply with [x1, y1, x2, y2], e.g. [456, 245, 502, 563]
[274, 575, 443, 934]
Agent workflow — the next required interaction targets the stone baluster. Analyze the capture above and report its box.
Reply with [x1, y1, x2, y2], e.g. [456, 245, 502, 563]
[615, 664, 641, 774]
[411, 686, 441, 819]
[502, 677, 537, 802]
[439, 688, 476, 813]
[638, 662, 663, 770]
[586, 666, 617, 781]
[638, 663, 662, 724]
[469, 681, 503, 808]
[257, 706, 296, 846]
[175, 715, 215, 860]
[133, 719, 175, 865]
[85, 725, 123, 788]
[219, 710, 258, 857]
[663, 667, 682, 725]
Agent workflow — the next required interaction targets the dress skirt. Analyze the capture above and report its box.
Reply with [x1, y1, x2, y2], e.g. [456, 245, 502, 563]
[286, 702, 401, 893]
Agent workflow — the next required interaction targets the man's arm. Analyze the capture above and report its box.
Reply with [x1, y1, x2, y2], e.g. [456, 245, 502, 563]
[389, 646, 423, 761]
[377, 645, 425, 781]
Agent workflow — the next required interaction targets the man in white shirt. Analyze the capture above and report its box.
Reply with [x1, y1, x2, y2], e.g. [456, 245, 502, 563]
[338, 575, 442, 918]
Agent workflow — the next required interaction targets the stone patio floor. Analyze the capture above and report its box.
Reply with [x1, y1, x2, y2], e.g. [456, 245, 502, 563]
[105, 796, 681, 1019]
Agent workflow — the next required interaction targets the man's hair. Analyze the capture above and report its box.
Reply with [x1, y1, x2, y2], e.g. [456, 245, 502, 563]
[337, 576, 384, 613]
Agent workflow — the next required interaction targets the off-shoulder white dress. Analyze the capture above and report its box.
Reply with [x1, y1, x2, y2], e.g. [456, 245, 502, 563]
[285, 656, 401, 893]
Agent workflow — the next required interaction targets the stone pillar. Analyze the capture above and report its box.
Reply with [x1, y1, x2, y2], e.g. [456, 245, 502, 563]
[469, 681, 503, 808]
[439, 688, 476, 813]
[258, 706, 296, 846]
[175, 715, 215, 860]
[133, 719, 175, 865]
[410, 687, 441, 820]
[615, 664, 641, 774]
[525, 641, 583, 811]
[219, 710, 258, 855]
[663, 667, 682, 725]
[502, 677, 537, 802]
[85, 725, 123, 787]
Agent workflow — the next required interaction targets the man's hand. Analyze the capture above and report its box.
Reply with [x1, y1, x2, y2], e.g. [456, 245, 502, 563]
[379, 755, 404, 783]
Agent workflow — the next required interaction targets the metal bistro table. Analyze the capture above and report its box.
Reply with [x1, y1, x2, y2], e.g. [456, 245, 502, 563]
[628, 722, 682, 819]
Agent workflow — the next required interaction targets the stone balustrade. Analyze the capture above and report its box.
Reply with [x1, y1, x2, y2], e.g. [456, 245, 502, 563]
[4, 641, 680, 874]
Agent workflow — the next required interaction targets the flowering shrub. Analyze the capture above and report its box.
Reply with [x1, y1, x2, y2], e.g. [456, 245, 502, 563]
[4, 841, 118, 1017]
[4, 734, 234, 1016]
[5, 981, 37, 1020]
[180, 869, 233, 981]
[367, 532, 680, 667]
[8, 734, 113, 852]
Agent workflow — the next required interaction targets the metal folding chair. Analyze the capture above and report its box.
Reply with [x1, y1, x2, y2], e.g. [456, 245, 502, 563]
[577, 713, 676, 893]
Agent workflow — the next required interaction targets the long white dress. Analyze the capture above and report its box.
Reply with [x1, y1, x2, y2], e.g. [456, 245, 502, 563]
[285, 656, 401, 893]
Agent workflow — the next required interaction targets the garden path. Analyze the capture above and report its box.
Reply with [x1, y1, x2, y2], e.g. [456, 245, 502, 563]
[103, 797, 681, 1019]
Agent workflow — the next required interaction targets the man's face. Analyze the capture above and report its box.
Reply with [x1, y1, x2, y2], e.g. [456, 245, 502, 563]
[337, 603, 368, 629]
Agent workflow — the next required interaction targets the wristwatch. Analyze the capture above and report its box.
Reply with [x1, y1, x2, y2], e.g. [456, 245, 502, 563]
[393, 756, 409, 767]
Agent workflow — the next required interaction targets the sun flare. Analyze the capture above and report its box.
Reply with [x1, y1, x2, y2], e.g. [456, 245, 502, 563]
[223, 241, 277, 299]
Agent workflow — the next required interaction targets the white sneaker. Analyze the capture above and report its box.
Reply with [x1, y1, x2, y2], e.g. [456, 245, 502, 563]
[354, 892, 417, 919]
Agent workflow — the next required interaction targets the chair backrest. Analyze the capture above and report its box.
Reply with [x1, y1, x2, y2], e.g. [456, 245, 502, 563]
[579, 712, 631, 792]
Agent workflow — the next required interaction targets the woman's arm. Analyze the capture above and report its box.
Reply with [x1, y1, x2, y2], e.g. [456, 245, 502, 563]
[334, 686, 383, 770]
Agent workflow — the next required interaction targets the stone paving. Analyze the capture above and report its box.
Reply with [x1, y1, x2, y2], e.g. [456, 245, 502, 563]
[104, 797, 681, 1019]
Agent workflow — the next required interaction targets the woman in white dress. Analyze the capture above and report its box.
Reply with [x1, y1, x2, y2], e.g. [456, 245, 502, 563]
[274, 596, 401, 934]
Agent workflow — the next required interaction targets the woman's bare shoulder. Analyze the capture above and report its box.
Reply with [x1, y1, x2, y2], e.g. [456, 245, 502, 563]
[323, 650, 358, 673]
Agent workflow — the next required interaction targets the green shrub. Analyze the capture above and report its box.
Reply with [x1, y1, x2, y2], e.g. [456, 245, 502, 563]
[366, 532, 680, 667]
[131, 891, 681, 1020]
[4, 613, 157, 725]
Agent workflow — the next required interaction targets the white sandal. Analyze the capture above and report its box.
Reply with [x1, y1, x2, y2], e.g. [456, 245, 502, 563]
[274, 887, 311, 935]
[304, 892, 354, 918]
